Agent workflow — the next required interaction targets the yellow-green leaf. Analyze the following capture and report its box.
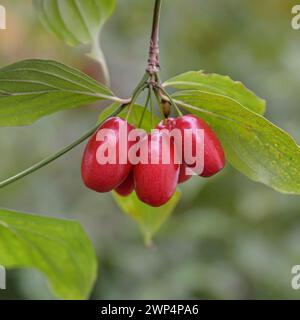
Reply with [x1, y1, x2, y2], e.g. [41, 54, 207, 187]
[164, 71, 266, 115]
[113, 190, 181, 245]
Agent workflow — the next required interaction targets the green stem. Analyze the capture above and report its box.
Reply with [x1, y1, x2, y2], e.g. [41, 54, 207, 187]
[153, 87, 164, 118]
[132, 73, 151, 101]
[158, 86, 183, 116]
[0, 105, 125, 189]
[90, 38, 111, 87]
[126, 72, 150, 120]
[154, 72, 162, 86]
[149, 89, 154, 127]
[138, 88, 151, 128]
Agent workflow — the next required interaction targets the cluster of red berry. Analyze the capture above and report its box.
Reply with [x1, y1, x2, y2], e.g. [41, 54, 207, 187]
[81, 114, 225, 207]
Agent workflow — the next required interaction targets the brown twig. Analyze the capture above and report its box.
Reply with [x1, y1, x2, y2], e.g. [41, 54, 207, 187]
[147, 0, 163, 74]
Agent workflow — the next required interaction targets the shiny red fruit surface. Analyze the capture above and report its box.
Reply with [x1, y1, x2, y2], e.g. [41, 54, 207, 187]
[115, 171, 134, 197]
[178, 163, 192, 184]
[134, 131, 180, 207]
[81, 117, 134, 193]
[174, 114, 225, 177]
[155, 118, 175, 130]
[157, 117, 192, 184]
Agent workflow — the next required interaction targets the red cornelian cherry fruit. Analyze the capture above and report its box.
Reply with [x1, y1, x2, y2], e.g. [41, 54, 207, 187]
[134, 131, 180, 207]
[115, 171, 134, 197]
[81, 112, 225, 206]
[81, 117, 135, 193]
[178, 163, 193, 184]
[156, 118, 192, 184]
[174, 114, 225, 177]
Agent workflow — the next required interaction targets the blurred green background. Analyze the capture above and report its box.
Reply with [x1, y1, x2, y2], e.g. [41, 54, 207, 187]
[1, 0, 300, 299]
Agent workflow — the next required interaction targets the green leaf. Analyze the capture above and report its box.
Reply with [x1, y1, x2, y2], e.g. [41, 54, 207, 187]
[173, 90, 300, 194]
[0, 208, 97, 300]
[113, 190, 181, 245]
[164, 71, 266, 115]
[98, 103, 160, 131]
[0, 59, 117, 126]
[33, 0, 116, 84]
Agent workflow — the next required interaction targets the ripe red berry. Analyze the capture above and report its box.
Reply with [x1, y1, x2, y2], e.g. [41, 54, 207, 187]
[156, 118, 192, 184]
[178, 163, 192, 184]
[174, 114, 225, 177]
[134, 131, 180, 207]
[115, 171, 134, 197]
[81, 117, 134, 193]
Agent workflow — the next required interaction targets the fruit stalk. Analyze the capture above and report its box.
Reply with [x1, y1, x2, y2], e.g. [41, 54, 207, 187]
[126, 73, 150, 120]
[138, 88, 152, 128]
[158, 85, 183, 116]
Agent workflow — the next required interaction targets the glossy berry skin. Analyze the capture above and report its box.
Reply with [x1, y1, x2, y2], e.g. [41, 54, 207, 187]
[134, 131, 180, 207]
[156, 118, 192, 184]
[174, 114, 225, 177]
[178, 163, 192, 184]
[115, 171, 134, 197]
[156, 118, 175, 130]
[81, 117, 134, 193]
